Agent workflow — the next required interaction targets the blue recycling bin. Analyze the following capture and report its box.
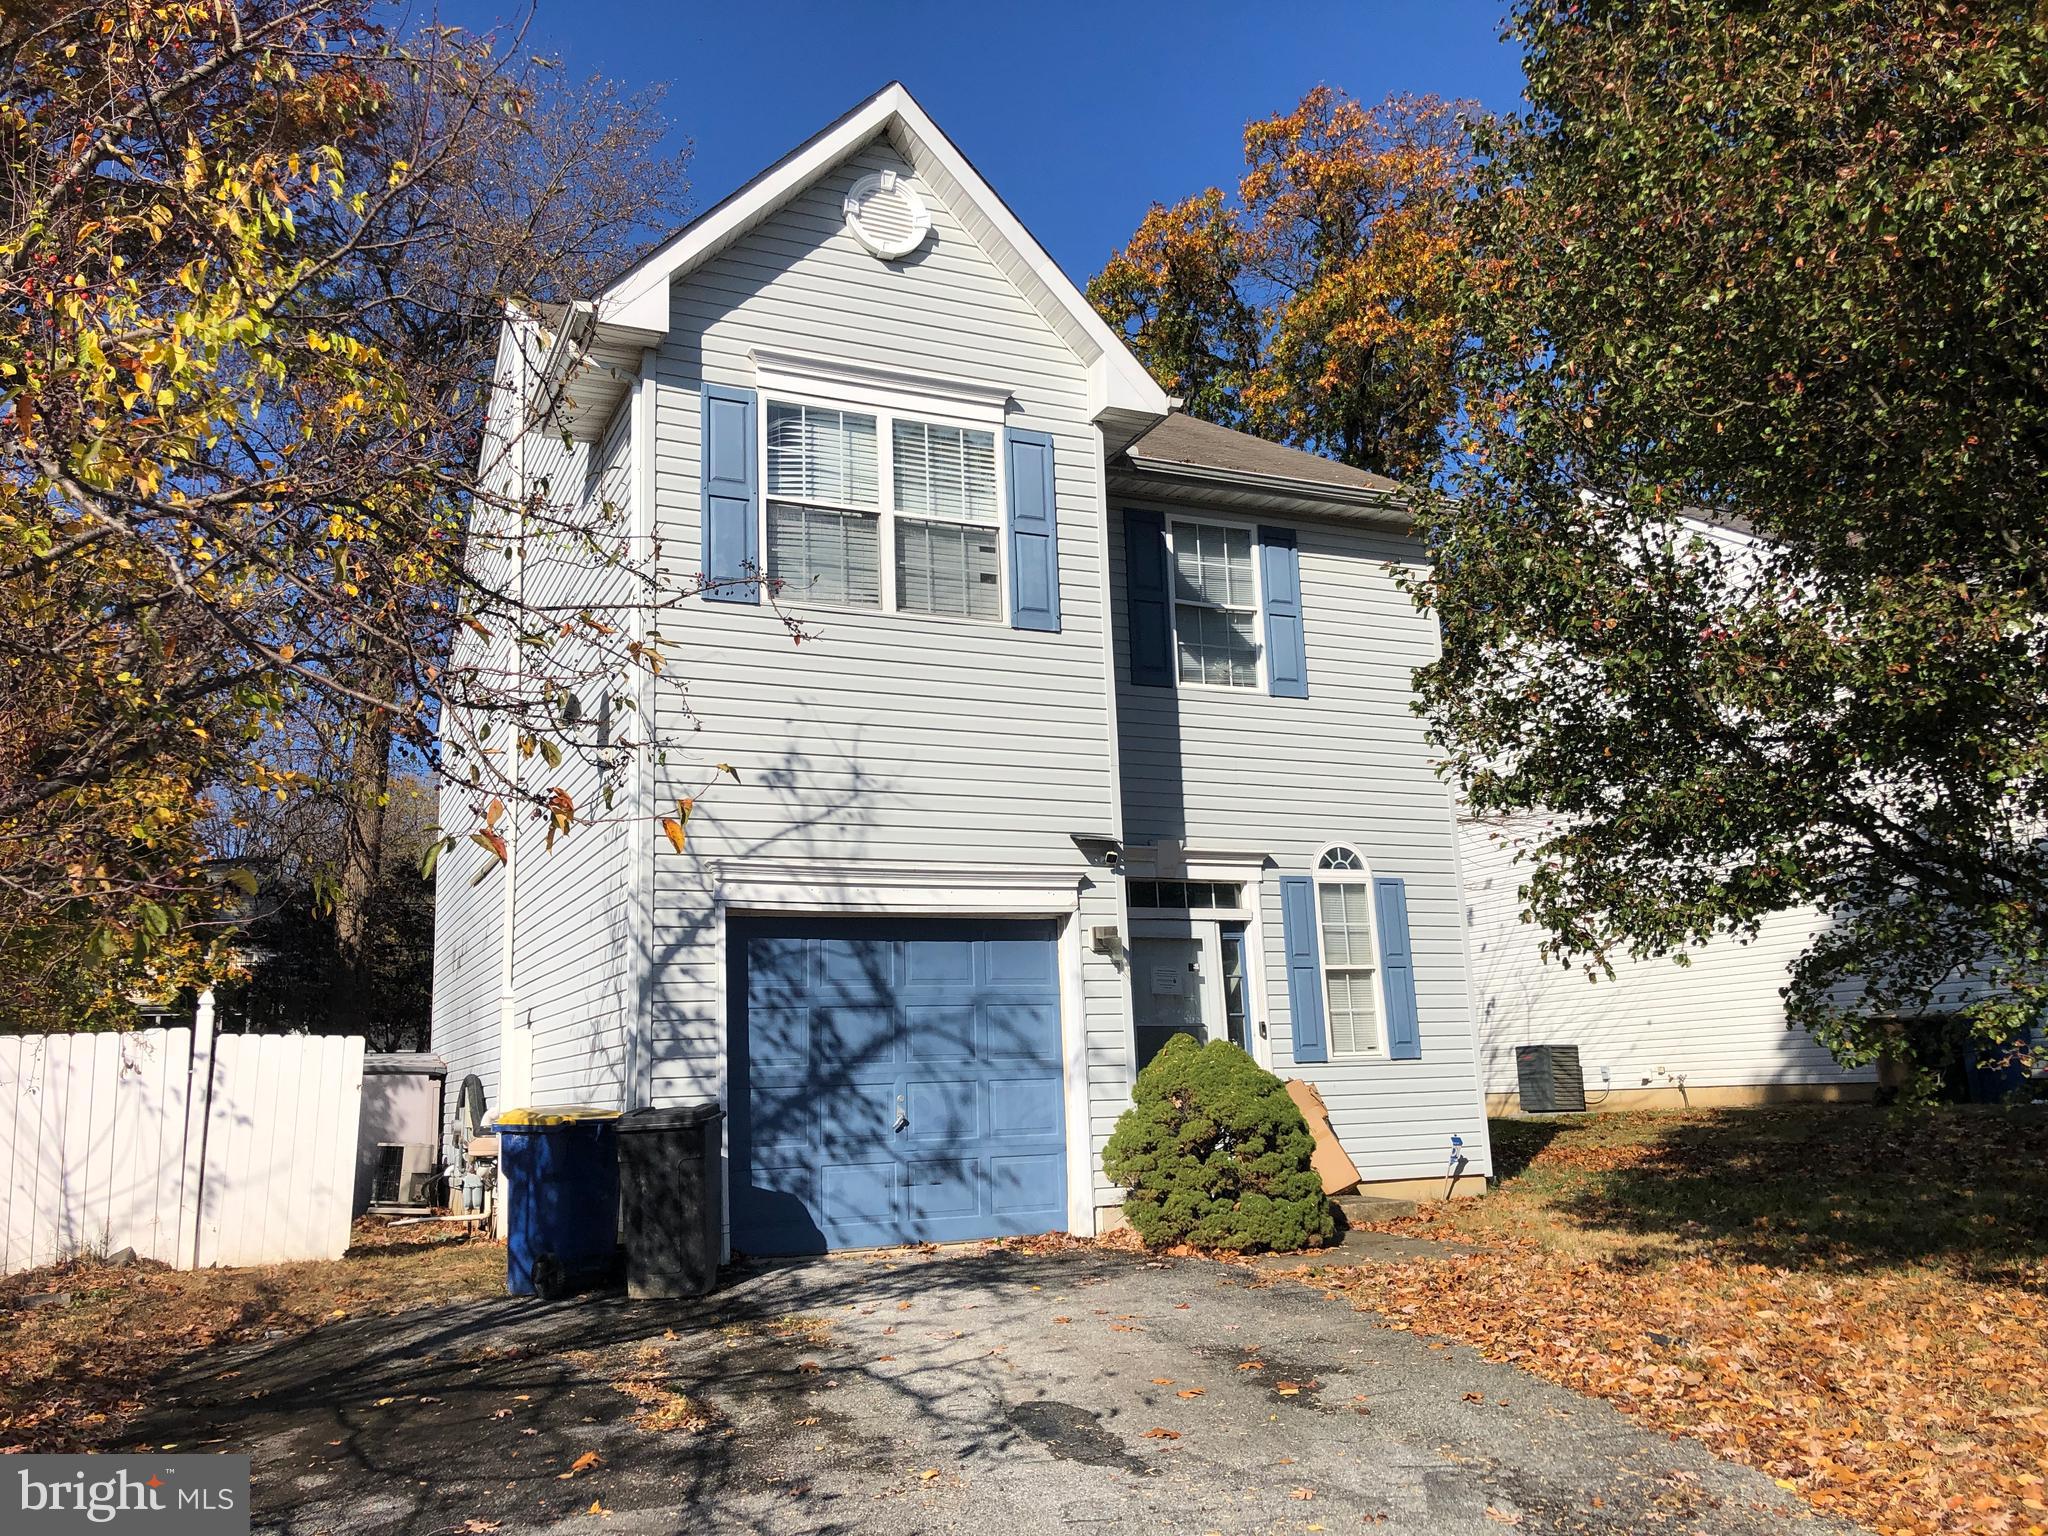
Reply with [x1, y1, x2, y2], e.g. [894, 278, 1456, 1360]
[496, 1107, 622, 1296]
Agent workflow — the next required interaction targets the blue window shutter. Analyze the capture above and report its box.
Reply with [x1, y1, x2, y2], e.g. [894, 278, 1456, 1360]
[1123, 509, 1172, 687]
[1375, 876, 1421, 1060]
[701, 383, 759, 604]
[1006, 428, 1060, 632]
[1259, 526, 1308, 698]
[1278, 875, 1328, 1064]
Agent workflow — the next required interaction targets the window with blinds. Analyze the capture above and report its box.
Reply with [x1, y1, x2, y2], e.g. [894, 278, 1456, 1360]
[766, 402, 881, 607]
[894, 418, 999, 620]
[761, 397, 1005, 619]
[1170, 519, 1260, 686]
[1315, 854, 1380, 1056]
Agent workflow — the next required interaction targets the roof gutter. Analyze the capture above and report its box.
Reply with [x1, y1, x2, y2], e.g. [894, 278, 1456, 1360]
[1117, 453, 1410, 513]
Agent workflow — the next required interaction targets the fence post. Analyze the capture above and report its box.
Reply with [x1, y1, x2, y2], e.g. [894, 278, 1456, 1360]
[178, 991, 218, 1269]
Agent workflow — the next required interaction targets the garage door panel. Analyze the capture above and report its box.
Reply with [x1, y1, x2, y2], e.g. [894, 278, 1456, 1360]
[904, 1004, 977, 1064]
[985, 934, 1059, 986]
[747, 1085, 818, 1159]
[991, 1153, 1066, 1220]
[811, 937, 897, 998]
[749, 1007, 809, 1073]
[732, 918, 1067, 1255]
[906, 1079, 980, 1142]
[987, 1075, 1061, 1138]
[904, 937, 977, 987]
[820, 1161, 897, 1243]
[984, 1001, 1061, 1062]
[811, 1006, 902, 1078]
[905, 1158, 981, 1221]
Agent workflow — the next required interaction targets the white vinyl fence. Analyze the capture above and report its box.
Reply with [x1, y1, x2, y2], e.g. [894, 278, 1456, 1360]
[0, 1000, 365, 1275]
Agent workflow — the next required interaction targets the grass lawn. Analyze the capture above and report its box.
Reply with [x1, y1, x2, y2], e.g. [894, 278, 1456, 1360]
[0, 1221, 505, 1452]
[1321, 1104, 2048, 1536]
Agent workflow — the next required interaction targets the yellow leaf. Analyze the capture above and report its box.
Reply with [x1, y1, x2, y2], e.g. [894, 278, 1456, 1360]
[661, 817, 686, 854]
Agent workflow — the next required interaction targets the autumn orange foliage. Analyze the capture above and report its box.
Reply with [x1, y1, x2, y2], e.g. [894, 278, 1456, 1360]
[1089, 89, 1476, 480]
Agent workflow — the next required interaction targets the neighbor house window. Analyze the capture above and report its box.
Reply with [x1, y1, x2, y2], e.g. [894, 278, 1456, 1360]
[764, 396, 1002, 621]
[1170, 518, 1260, 687]
[1315, 844, 1380, 1056]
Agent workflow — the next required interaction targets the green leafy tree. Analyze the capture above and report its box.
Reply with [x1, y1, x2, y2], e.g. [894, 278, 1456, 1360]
[1103, 1035, 1331, 1253]
[1413, 0, 2048, 1080]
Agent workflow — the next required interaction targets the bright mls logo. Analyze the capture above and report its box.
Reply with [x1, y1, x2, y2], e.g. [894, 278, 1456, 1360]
[7, 1457, 250, 1536]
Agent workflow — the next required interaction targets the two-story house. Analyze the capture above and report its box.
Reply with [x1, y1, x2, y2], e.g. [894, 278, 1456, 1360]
[430, 84, 1494, 1256]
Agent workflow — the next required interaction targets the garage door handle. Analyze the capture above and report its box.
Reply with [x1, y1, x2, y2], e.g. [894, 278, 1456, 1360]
[894, 1097, 909, 1133]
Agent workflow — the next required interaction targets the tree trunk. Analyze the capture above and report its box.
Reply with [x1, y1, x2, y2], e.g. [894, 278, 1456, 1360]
[331, 682, 395, 1043]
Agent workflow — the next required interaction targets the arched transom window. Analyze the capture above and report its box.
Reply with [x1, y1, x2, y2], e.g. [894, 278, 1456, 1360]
[1314, 845, 1379, 1056]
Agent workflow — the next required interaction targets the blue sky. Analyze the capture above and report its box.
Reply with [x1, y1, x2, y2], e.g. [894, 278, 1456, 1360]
[428, 0, 1525, 284]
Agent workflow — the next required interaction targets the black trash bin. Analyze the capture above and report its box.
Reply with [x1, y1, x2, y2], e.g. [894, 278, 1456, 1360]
[617, 1103, 725, 1298]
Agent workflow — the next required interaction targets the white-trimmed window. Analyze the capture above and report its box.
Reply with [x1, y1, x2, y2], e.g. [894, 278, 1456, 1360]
[1315, 844, 1381, 1056]
[763, 394, 1002, 621]
[1170, 517, 1260, 687]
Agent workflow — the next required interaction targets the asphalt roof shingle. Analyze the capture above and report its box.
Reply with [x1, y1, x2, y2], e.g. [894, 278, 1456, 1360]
[1120, 412, 1405, 500]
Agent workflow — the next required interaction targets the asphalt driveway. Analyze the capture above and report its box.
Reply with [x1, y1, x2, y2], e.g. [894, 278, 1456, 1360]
[134, 1247, 1849, 1535]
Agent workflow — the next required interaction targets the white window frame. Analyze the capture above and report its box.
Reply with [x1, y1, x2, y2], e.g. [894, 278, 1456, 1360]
[1166, 513, 1265, 692]
[1313, 842, 1385, 1058]
[751, 354, 1009, 625]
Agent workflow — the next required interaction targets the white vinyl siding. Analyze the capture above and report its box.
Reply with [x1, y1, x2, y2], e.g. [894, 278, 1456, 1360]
[1112, 504, 1494, 1185]
[1170, 519, 1259, 687]
[646, 140, 1129, 1214]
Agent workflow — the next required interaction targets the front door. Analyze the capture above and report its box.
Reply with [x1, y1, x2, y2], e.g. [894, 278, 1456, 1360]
[1131, 920, 1225, 1072]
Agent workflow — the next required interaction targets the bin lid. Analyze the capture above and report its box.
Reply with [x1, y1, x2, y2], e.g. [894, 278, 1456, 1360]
[495, 1105, 623, 1129]
[618, 1102, 724, 1132]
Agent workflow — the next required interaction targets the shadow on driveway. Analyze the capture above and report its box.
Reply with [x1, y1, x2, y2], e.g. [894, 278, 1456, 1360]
[133, 1247, 1852, 1535]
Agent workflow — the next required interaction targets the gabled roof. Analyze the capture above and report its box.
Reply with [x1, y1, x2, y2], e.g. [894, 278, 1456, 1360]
[590, 82, 1170, 429]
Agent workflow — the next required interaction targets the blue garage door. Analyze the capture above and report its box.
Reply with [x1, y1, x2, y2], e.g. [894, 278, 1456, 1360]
[730, 918, 1068, 1255]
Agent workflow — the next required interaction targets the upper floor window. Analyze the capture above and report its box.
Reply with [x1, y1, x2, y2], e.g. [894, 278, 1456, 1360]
[765, 397, 1001, 621]
[1315, 844, 1380, 1056]
[1170, 518, 1260, 688]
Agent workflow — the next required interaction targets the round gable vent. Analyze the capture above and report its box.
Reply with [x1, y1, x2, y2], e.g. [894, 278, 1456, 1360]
[843, 169, 930, 259]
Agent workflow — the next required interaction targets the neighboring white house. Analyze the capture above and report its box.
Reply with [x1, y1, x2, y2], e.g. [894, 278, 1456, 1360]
[1455, 509, 1877, 1111]
[430, 83, 1494, 1256]
[1461, 812, 1876, 1112]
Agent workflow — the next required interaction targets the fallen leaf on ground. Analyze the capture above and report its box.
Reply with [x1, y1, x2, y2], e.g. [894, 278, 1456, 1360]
[1141, 1427, 1180, 1440]
[1177, 1388, 1205, 1398]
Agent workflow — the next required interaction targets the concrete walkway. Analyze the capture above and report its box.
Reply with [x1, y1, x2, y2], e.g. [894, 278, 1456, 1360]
[135, 1247, 1852, 1535]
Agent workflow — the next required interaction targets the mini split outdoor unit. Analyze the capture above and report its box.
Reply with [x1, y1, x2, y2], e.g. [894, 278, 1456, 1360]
[370, 1142, 438, 1208]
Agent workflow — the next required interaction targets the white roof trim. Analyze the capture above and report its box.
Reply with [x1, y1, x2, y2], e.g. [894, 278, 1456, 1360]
[597, 83, 1170, 425]
[717, 859, 1082, 917]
